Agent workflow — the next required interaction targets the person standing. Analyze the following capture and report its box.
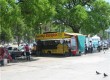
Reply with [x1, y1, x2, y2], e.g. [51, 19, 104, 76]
[102, 41, 106, 53]
[67, 41, 71, 56]
[85, 43, 88, 54]
[97, 41, 101, 52]
[89, 41, 93, 53]
[0, 47, 5, 66]
[24, 44, 30, 61]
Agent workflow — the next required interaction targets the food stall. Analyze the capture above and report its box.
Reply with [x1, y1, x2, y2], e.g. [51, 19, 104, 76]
[36, 32, 86, 56]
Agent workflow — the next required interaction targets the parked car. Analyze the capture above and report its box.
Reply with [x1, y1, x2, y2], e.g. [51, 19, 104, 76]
[18, 45, 25, 52]
[7, 47, 14, 53]
[102, 40, 109, 49]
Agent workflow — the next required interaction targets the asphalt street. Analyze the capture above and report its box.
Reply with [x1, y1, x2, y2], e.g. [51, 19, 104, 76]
[0, 49, 110, 80]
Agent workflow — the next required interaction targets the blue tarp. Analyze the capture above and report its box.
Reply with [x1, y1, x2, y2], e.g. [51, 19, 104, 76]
[78, 35, 86, 53]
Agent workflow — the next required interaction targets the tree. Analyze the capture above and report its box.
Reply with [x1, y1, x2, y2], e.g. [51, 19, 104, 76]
[0, 0, 14, 43]
[1, 0, 110, 43]
[19, 0, 56, 42]
[0, 0, 25, 45]
[53, 0, 94, 33]
[53, 0, 110, 34]
[81, 0, 110, 35]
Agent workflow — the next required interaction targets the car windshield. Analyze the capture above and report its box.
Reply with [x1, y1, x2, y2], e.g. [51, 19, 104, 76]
[18, 45, 24, 50]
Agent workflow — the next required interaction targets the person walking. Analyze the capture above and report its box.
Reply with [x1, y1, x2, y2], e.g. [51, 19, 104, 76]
[24, 44, 31, 61]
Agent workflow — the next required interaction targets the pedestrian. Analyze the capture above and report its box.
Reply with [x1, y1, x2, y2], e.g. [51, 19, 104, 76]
[97, 41, 101, 52]
[89, 41, 93, 53]
[85, 43, 88, 54]
[0, 47, 5, 66]
[67, 41, 71, 56]
[24, 44, 31, 61]
[102, 41, 106, 53]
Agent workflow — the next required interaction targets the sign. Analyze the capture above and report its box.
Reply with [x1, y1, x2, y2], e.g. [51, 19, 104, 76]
[36, 32, 71, 40]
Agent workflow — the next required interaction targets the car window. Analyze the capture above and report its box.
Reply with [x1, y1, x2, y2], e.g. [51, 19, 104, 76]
[8, 47, 13, 50]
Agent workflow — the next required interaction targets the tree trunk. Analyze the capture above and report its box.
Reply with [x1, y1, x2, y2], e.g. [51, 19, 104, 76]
[70, 25, 80, 33]
[17, 36, 20, 46]
[102, 29, 105, 40]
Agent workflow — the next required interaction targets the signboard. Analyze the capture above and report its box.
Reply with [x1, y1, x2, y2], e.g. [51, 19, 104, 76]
[36, 32, 84, 40]
[36, 32, 71, 40]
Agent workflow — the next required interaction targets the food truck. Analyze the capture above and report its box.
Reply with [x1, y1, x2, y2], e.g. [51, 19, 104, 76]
[36, 32, 85, 56]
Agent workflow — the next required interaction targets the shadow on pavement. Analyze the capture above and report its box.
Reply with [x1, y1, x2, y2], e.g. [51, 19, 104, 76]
[34, 54, 72, 58]
[10, 57, 40, 63]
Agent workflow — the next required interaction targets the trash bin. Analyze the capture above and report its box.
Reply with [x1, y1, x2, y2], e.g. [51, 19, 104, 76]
[3, 59, 8, 65]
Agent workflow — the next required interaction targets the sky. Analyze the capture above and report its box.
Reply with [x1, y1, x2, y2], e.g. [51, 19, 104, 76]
[105, 0, 110, 3]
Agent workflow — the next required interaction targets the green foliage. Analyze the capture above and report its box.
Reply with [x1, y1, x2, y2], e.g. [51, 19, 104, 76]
[0, 0, 25, 43]
[53, 0, 89, 33]
[81, 0, 110, 34]
[0, 0, 110, 43]
[18, 0, 56, 42]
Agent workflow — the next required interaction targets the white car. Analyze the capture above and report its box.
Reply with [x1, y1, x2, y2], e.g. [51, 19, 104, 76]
[18, 45, 25, 52]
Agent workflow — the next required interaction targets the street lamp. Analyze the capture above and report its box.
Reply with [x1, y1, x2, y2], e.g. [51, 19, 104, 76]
[39, 23, 42, 34]
[62, 23, 65, 32]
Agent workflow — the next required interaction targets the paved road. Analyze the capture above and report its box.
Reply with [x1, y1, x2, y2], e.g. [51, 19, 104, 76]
[0, 49, 110, 80]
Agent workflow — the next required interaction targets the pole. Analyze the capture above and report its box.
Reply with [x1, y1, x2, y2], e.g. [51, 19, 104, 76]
[39, 23, 42, 34]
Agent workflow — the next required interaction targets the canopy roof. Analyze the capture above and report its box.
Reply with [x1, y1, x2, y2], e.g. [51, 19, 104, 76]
[36, 32, 84, 40]
[92, 35, 100, 40]
[64, 33, 83, 36]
